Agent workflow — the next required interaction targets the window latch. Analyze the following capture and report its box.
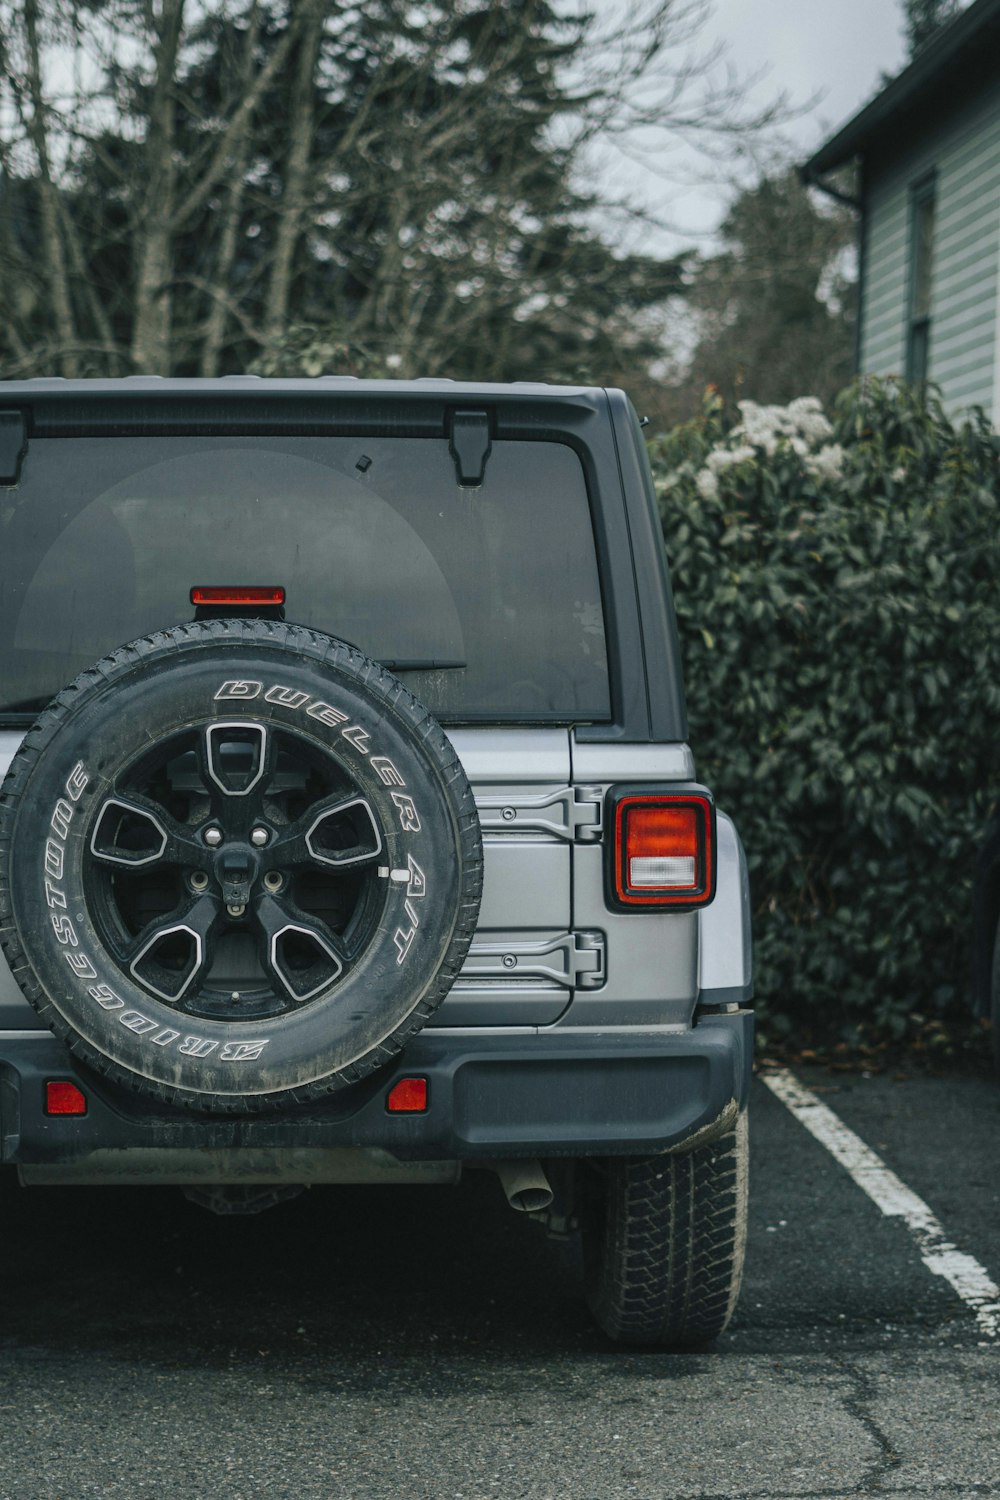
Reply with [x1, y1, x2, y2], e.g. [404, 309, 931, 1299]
[0, 411, 27, 485]
[449, 409, 492, 487]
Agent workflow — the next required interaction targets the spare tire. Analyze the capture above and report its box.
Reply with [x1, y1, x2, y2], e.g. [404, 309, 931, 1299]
[0, 621, 483, 1112]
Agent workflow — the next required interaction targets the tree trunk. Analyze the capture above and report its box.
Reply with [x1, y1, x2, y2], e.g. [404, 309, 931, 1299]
[22, 0, 78, 376]
[263, 0, 324, 346]
[130, 0, 185, 375]
[199, 5, 262, 376]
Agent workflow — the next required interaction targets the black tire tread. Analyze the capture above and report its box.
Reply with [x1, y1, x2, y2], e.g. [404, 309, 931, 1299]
[585, 1112, 748, 1348]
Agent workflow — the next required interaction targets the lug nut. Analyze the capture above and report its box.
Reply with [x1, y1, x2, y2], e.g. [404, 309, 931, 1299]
[263, 871, 284, 893]
[227, 902, 246, 917]
[190, 871, 209, 892]
[251, 826, 269, 847]
[204, 827, 223, 847]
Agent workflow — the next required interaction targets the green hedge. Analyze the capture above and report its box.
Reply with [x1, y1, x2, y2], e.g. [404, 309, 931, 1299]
[649, 379, 1000, 1047]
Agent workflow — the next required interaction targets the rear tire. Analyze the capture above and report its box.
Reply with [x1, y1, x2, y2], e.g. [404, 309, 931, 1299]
[583, 1112, 748, 1348]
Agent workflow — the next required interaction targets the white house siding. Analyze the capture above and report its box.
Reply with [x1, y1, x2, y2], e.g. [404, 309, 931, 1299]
[860, 184, 909, 376]
[859, 76, 1000, 420]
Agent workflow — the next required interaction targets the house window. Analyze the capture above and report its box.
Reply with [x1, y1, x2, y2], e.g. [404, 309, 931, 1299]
[907, 176, 936, 384]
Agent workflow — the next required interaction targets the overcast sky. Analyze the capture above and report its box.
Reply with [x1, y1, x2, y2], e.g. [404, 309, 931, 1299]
[712, 0, 908, 146]
[607, 0, 911, 253]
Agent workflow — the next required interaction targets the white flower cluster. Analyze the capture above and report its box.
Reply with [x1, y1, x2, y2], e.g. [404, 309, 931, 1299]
[804, 443, 845, 482]
[690, 395, 845, 498]
[733, 397, 833, 454]
[706, 444, 757, 473]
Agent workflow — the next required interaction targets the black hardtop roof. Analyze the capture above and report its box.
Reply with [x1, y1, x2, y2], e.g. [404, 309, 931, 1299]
[0, 376, 620, 441]
[0, 375, 597, 393]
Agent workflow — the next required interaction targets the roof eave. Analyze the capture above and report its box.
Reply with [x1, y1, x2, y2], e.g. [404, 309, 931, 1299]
[802, 0, 1000, 178]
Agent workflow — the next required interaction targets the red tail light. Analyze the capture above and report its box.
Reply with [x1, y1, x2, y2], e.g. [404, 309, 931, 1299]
[608, 787, 715, 908]
[191, 586, 285, 607]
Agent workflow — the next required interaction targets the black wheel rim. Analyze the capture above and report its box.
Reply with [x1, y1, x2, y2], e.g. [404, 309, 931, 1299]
[84, 719, 388, 1021]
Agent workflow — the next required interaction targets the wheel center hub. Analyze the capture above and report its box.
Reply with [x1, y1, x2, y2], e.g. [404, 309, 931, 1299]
[214, 844, 261, 907]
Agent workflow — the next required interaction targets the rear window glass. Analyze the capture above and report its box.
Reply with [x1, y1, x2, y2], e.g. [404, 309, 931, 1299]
[0, 434, 610, 723]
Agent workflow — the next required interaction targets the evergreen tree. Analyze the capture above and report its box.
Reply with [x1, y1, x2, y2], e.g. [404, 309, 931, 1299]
[0, 0, 784, 384]
[670, 170, 856, 415]
[247, 0, 689, 382]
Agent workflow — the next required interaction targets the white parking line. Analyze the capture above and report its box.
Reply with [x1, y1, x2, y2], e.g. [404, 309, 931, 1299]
[763, 1067, 1000, 1339]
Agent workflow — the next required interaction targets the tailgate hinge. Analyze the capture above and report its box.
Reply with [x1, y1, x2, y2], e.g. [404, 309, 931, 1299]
[477, 785, 603, 842]
[462, 930, 606, 990]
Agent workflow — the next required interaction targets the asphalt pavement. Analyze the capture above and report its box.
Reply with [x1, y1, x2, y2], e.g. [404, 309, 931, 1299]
[1, 1067, 999, 1500]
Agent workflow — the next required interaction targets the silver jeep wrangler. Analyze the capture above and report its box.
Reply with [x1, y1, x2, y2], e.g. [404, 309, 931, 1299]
[0, 378, 752, 1347]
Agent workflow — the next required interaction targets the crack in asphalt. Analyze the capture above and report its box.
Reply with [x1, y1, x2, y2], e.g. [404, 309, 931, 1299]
[837, 1361, 903, 1493]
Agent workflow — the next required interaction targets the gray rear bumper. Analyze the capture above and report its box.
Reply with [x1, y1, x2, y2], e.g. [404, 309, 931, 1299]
[0, 1012, 752, 1176]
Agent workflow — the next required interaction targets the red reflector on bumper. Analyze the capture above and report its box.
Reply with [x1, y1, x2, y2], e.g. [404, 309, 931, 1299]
[45, 1080, 87, 1116]
[387, 1077, 428, 1113]
[190, 586, 285, 606]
